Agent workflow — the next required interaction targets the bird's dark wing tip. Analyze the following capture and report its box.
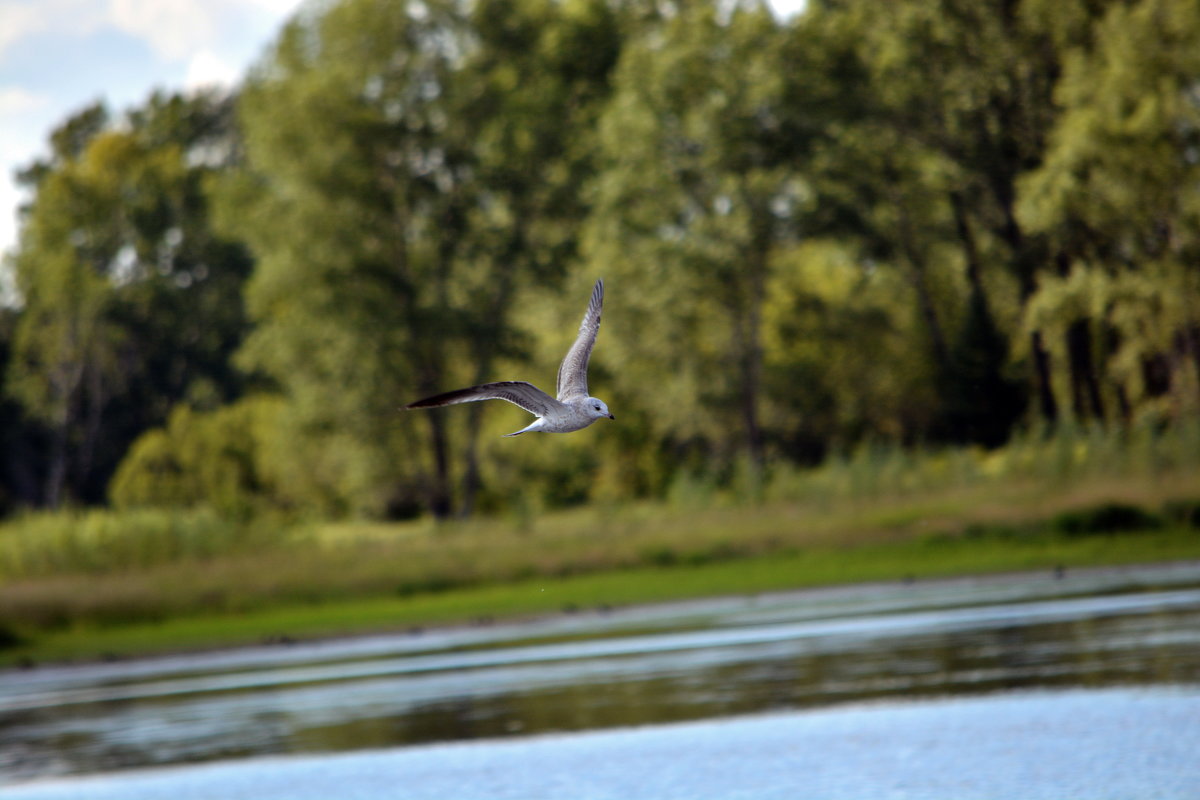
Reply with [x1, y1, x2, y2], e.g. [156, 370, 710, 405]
[405, 394, 450, 409]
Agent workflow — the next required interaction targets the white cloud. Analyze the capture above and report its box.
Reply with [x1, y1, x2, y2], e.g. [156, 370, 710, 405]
[0, 86, 49, 115]
[109, 0, 218, 62]
[0, 175, 21, 268]
[183, 50, 240, 91]
[0, 0, 300, 65]
[0, 3, 39, 59]
[0, 0, 304, 259]
[0, 0, 107, 59]
[108, 0, 306, 63]
[0, 85, 55, 263]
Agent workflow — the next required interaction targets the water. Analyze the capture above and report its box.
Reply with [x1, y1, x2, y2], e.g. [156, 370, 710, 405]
[5, 688, 1199, 800]
[2, 561, 1200, 798]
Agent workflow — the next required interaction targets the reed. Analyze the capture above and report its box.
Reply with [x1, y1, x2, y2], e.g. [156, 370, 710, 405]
[7, 525, 1200, 666]
[1, 421, 1198, 660]
[0, 506, 288, 579]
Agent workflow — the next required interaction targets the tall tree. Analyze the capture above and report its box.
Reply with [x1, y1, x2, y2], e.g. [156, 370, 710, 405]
[791, 0, 1122, 439]
[218, 0, 468, 516]
[8, 125, 137, 506]
[1018, 0, 1200, 420]
[445, 0, 622, 514]
[223, 0, 621, 517]
[5, 92, 252, 506]
[586, 1, 794, 472]
[0, 305, 45, 512]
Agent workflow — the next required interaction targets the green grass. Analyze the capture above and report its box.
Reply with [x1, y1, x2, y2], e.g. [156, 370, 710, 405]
[5, 524, 1198, 666]
[3, 473, 1193, 632]
[3, 420, 1199, 666]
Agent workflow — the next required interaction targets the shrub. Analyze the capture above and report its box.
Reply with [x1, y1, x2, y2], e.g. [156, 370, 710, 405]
[1050, 503, 1163, 537]
[0, 507, 282, 579]
[0, 624, 23, 650]
[1162, 499, 1200, 529]
[109, 396, 290, 518]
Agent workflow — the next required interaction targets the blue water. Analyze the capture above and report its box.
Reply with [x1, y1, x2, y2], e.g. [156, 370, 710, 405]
[5, 688, 1198, 800]
[3, 561, 1200, 798]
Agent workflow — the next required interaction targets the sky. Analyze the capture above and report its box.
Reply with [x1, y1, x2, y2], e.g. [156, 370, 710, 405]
[0, 0, 306, 262]
[0, 0, 807, 264]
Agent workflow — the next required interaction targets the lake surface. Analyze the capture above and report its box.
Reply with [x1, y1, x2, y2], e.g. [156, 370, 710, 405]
[2, 561, 1200, 798]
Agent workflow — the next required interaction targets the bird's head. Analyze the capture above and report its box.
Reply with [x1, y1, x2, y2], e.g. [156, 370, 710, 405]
[587, 397, 615, 421]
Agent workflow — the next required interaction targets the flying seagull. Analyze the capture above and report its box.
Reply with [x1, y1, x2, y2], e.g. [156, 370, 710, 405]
[405, 279, 614, 436]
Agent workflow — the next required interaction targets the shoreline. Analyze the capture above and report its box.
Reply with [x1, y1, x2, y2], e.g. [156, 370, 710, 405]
[6, 555, 1199, 673]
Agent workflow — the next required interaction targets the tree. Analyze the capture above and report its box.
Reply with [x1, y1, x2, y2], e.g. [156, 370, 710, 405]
[222, 0, 623, 518]
[0, 306, 45, 513]
[7, 128, 128, 507]
[762, 240, 936, 457]
[586, 1, 795, 473]
[6, 92, 253, 507]
[110, 396, 288, 518]
[1018, 0, 1200, 420]
[438, 0, 623, 514]
[793, 0, 1080, 441]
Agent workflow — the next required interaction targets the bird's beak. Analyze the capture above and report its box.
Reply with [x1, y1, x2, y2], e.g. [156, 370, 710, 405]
[608, 413, 615, 420]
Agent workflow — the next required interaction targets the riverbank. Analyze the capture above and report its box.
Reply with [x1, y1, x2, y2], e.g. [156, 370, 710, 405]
[3, 441, 1199, 667]
[4, 563, 1199, 795]
[4, 519, 1199, 668]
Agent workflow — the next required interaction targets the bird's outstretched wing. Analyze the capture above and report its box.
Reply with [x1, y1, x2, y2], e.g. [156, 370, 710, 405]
[405, 381, 560, 418]
[556, 279, 603, 401]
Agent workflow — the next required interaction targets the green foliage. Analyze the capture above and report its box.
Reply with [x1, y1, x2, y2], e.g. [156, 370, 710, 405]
[4, 447, 1198, 648]
[0, 506, 276, 580]
[4, 0, 1200, 521]
[1022, 262, 1200, 420]
[1050, 504, 1163, 537]
[1018, 0, 1200, 422]
[0, 306, 43, 516]
[1162, 499, 1200, 528]
[211, 0, 625, 518]
[765, 416, 1200, 507]
[762, 240, 934, 453]
[109, 396, 289, 518]
[585, 2, 793, 468]
[4, 92, 252, 508]
[15, 521, 1200, 665]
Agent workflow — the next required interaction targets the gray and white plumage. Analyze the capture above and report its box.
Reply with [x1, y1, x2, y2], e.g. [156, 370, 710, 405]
[405, 280, 614, 436]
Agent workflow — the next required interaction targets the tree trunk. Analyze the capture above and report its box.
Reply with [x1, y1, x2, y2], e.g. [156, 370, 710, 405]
[1030, 330, 1058, 423]
[1185, 325, 1200, 405]
[77, 359, 107, 500]
[425, 413, 452, 519]
[1065, 319, 1105, 422]
[950, 191, 986, 298]
[44, 360, 84, 509]
[896, 196, 950, 368]
[991, 177, 1058, 424]
[45, 424, 69, 509]
[456, 221, 525, 517]
[737, 193, 772, 473]
[458, 404, 484, 519]
[735, 311, 765, 472]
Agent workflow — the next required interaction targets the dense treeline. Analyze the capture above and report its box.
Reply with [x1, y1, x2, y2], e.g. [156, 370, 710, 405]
[2, 0, 1198, 520]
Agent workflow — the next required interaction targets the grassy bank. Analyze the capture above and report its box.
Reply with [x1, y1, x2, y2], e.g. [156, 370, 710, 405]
[5, 524, 1200, 666]
[3, 488, 1200, 665]
[2, 423, 1199, 666]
